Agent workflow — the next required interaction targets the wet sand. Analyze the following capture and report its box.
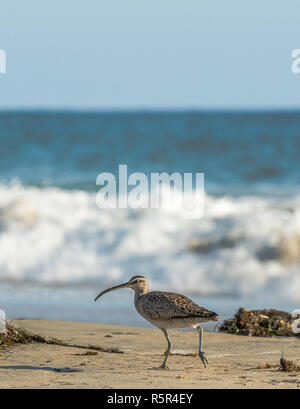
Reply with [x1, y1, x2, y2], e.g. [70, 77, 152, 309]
[0, 319, 300, 389]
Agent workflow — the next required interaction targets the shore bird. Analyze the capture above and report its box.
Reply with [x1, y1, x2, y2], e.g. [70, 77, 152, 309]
[94, 275, 218, 369]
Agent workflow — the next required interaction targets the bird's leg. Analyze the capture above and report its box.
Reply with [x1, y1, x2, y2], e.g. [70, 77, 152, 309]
[197, 325, 209, 368]
[153, 328, 172, 370]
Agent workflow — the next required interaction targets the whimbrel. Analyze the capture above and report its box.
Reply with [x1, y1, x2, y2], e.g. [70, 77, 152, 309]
[94, 275, 218, 369]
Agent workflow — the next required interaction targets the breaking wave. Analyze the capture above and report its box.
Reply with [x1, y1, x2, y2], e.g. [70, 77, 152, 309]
[0, 181, 300, 304]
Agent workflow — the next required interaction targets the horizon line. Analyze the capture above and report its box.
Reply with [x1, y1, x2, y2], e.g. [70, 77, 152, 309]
[1, 106, 300, 114]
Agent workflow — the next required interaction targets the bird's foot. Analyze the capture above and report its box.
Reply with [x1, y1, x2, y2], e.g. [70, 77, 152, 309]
[199, 351, 209, 368]
[152, 364, 169, 370]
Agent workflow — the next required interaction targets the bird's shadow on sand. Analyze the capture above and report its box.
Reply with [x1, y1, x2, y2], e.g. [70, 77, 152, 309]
[0, 365, 82, 373]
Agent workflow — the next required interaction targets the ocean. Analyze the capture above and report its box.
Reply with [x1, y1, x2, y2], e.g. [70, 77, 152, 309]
[0, 111, 300, 327]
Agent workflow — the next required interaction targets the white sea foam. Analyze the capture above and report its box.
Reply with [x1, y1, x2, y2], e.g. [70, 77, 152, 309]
[0, 181, 300, 303]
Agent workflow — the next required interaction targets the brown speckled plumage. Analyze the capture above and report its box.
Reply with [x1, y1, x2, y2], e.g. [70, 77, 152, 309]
[136, 291, 217, 328]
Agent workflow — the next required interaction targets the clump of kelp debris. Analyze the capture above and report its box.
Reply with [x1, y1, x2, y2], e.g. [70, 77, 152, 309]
[219, 308, 299, 337]
[257, 354, 300, 372]
[279, 355, 300, 372]
[0, 324, 33, 350]
[0, 323, 123, 353]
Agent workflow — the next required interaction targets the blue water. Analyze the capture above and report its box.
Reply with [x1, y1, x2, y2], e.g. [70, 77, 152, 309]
[0, 110, 300, 326]
[1, 110, 300, 192]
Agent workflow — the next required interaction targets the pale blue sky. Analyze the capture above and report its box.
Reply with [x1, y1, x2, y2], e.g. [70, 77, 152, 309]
[0, 0, 300, 109]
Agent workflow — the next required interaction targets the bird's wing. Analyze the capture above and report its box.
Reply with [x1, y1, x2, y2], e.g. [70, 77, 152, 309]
[138, 291, 217, 321]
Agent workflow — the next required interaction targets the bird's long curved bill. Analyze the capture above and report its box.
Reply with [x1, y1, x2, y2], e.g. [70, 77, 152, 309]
[94, 282, 128, 301]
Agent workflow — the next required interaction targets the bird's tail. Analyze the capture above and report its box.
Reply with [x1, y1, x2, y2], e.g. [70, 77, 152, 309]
[210, 312, 219, 321]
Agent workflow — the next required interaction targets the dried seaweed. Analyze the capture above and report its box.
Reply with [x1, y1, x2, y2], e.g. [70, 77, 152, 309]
[279, 355, 300, 372]
[219, 308, 298, 337]
[257, 354, 300, 372]
[0, 324, 33, 349]
[0, 323, 123, 354]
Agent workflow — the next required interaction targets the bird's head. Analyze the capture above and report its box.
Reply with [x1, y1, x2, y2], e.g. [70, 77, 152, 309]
[94, 275, 149, 301]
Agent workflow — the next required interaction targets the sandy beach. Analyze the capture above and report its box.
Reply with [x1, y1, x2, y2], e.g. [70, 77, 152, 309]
[0, 319, 299, 389]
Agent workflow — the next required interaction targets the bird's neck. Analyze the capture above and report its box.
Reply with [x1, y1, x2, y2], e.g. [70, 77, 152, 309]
[134, 287, 148, 303]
